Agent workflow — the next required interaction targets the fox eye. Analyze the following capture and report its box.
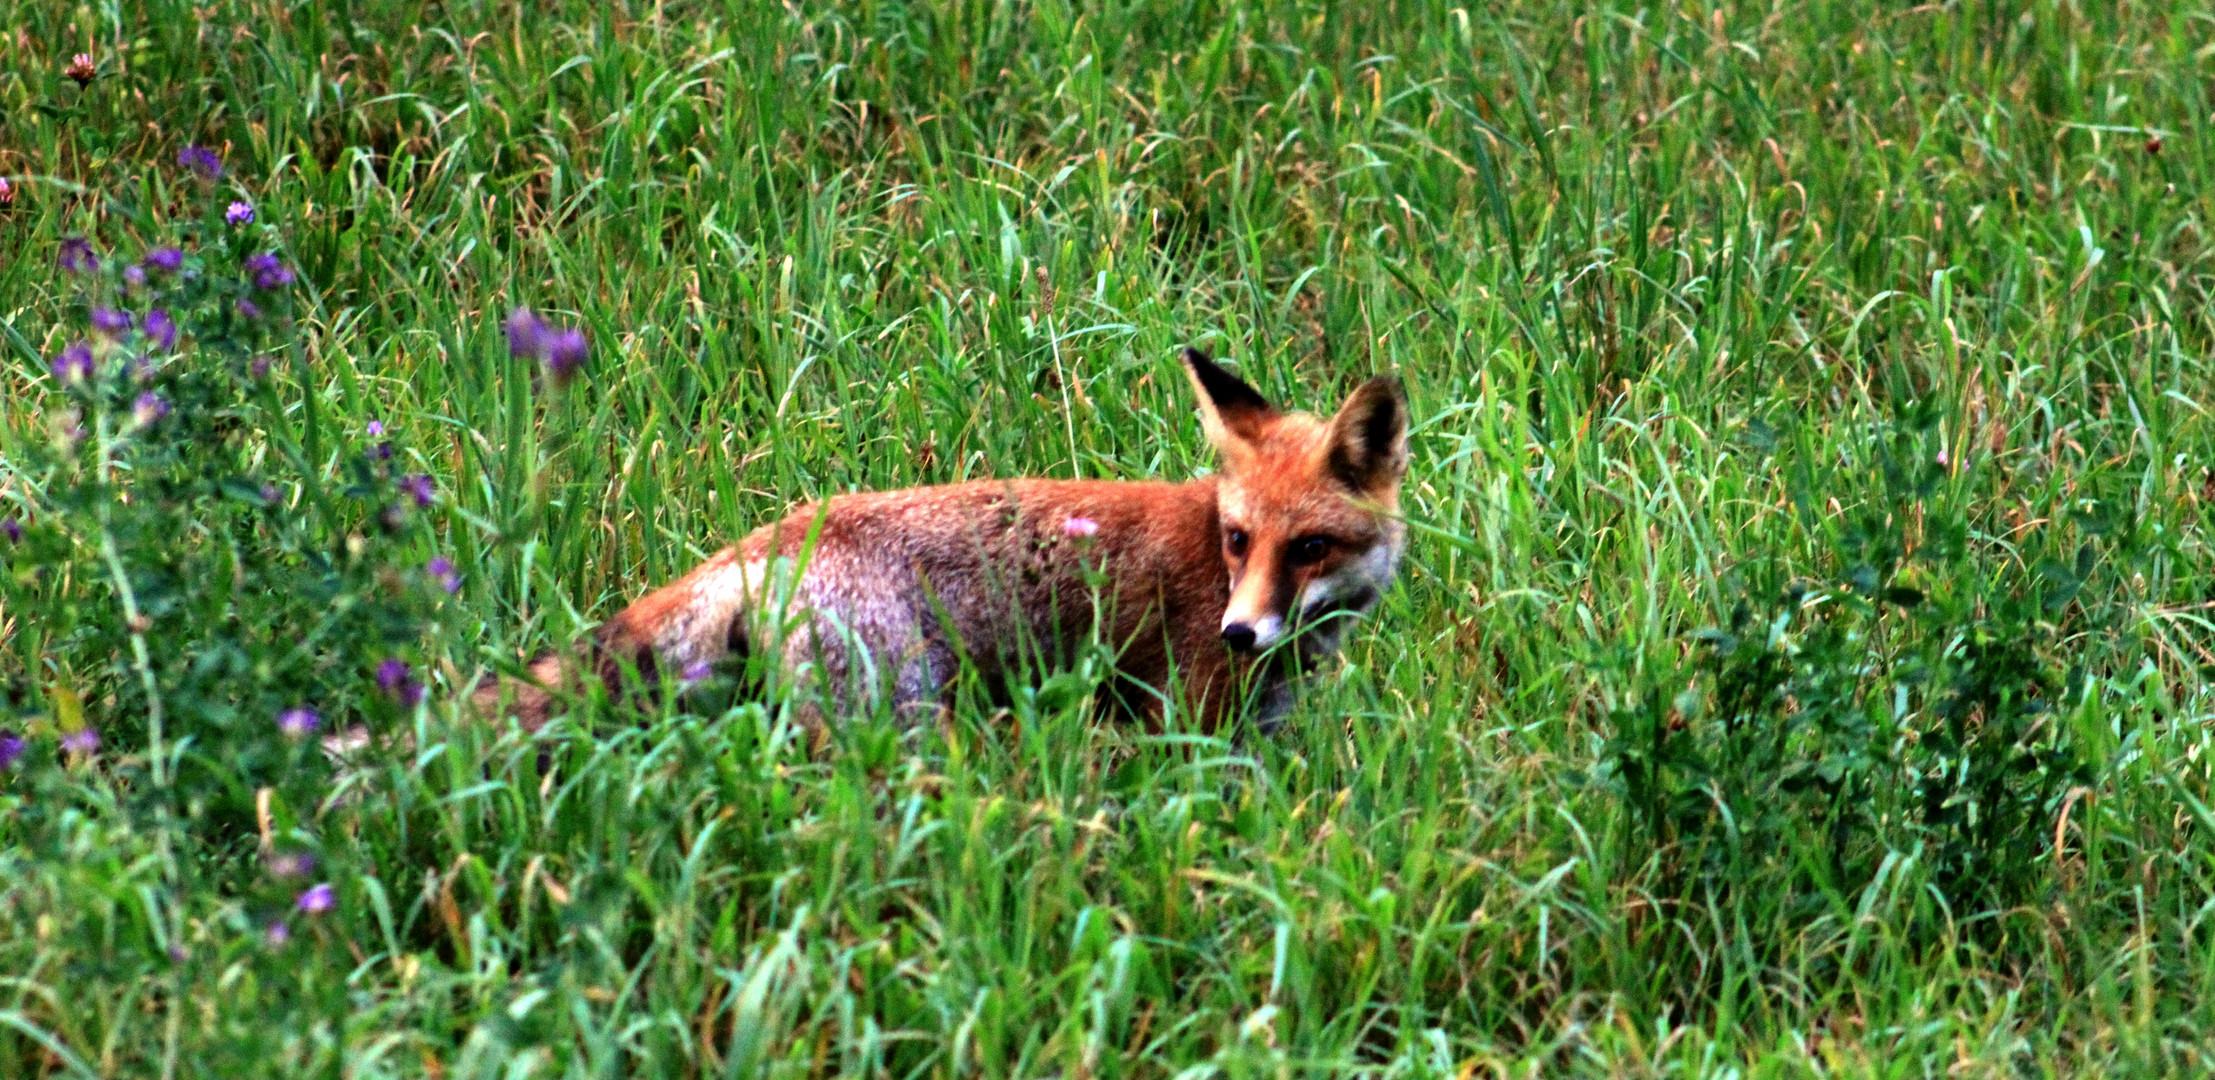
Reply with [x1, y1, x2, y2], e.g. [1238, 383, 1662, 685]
[1289, 536, 1331, 565]
[1225, 529, 1250, 557]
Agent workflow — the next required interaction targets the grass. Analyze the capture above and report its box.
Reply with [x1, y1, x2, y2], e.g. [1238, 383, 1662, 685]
[4, 0, 2215, 1074]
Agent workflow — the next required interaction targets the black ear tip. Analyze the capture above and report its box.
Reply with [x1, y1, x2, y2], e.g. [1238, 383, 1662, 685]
[1181, 345, 1211, 368]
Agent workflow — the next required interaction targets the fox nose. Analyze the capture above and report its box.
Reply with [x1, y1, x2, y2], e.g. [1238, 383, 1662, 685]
[1221, 623, 1257, 653]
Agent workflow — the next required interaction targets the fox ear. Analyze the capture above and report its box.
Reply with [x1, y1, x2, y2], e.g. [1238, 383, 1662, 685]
[1182, 346, 1277, 449]
[1323, 375, 1408, 494]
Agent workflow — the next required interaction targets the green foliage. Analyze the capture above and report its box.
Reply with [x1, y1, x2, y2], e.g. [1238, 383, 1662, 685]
[4, 0, 2215, 1075]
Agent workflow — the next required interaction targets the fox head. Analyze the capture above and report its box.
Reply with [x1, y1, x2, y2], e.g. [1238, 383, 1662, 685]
[1183, 347, 1408, 659]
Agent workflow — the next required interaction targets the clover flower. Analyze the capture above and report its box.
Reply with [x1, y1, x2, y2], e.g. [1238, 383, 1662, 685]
[250, 355, 273, 379]
[244, 253, 293, 290]
[425, 557, 460, 594]
[296, 884, 335, 915]
[1, 519, 19, 544]
[0, 178, 13, 207]
[91, 307, 132, 339]
[60, 728, 99, 755]
[51, 341, 95, 385]
[122, 265, 146, 292]
[225, 201, 254, 226]
[58, 237, 97, 274]
[178, 145, 223, 178]
[399, 474, 434, 508]
[268, 852, 316, 879]
[0, 734, 22, 769]
[265, 922, 290, 946]
[366, 420, 385, 437]
[277, 706, 319, 737]
[142, 247, 184, 274]
[145, 309, 178, 351]
[235, 298, 262, 320]
[1063, 516, 1100, 539]
[680, 659, 714, 684]
[65, 54, 95, 86]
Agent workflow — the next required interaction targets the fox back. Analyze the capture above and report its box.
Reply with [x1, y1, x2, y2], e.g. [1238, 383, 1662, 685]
[478, 348, 1408, 731]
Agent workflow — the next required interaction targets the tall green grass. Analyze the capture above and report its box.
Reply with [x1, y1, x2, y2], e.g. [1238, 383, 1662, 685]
[5, 0, 2215, 1074]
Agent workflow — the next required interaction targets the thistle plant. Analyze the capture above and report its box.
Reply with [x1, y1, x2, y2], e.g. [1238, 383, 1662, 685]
[0, 148, 458, 877]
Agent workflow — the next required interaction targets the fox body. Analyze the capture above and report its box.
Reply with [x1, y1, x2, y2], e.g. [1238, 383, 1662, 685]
[481, 349, 1408, 731]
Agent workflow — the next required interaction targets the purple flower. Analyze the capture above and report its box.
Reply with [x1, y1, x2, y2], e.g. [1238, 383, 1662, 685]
[178, 145, 223, 178]
[368, 442, 393, 462]
[376, 659, 424, 705]
[366, 420, 385, 437]
[58, 237, 97, 274]
[122, 265, 147, 292]
[142, 247, 184, 274]
[399, 474, 434, 508]
[51, 341, 95, 385]
[265, 922, 290, 946]
[250, 355, 273, 379]
[91, 307, 132, 339]
[1, 518, 20, 544]
[277, 706, 320, 737]
[235, 298, 263, 320]
[65, 53, 96, 86]
[296, 883, 335, 915]
[225, 201, 254, 226]
[0, 734, 23, 769]
[132, 393, 170, 428]
[1063, 516, 1099, 539]
[268, 852, 316, 879]
[542, 328, 588, 386]
[244, 253, 293, 290]
[60, 728, 99, 755]
[504, 307, 548, 358]
[0, 178, 13, 207]
[425, 557, 460, 594]
[145, 309, 178, 351]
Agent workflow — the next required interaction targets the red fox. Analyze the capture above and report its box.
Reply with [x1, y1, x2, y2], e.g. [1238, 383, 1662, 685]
[478, 348, 1407, 731]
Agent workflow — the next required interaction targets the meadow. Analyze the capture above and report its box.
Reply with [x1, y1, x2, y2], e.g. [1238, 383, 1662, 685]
[3, 0, 2214, 1074]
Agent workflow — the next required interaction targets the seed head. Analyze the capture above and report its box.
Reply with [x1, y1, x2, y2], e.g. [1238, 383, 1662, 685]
[91, 307, 133, 340]
[58, 237, 97, 274]
[225, 201, 254, 226]
[64, 54, 95, 86]
[277, 706, 320, 737]
[178, 145, 223, 178]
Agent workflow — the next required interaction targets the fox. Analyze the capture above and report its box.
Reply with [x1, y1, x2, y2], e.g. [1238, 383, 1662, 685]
[476, 347, 1408, 732]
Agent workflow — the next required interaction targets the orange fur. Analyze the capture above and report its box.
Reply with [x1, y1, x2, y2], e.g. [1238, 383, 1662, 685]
[474, 349, 1407, 733]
